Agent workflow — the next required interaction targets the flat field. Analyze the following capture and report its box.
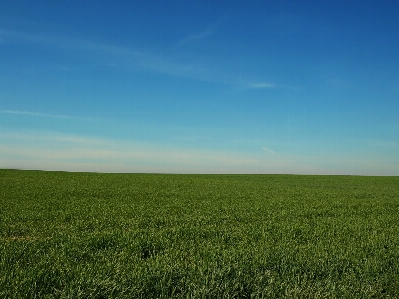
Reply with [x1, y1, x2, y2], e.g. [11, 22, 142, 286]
[1, 169, 398, 298]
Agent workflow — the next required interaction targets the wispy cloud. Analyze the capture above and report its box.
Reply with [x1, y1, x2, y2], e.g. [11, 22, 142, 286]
[178, 15, 226, 46]
[0, 28, 143, 56]
[1, 109, 71, 119]
[0, 131, 104, 145]
[0, 109, 95, 121]
[262, 147, 276, 155]
[249, 82, 276, 89]
[178, 27, 213, 46]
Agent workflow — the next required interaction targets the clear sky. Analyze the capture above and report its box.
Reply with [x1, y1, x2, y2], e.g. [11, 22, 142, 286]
[1, 0, 398, 175]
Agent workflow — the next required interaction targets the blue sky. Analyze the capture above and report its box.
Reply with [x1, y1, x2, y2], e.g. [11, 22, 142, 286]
[1, 0, 399, 174]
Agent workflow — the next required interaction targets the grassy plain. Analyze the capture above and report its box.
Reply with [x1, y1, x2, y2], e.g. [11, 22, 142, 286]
[1, 169, 398, 298]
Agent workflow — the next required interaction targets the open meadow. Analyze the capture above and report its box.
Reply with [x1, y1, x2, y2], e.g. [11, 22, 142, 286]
[1, 169, 398, 298]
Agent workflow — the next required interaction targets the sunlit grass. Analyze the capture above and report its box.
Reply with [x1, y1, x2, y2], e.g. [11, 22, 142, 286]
[1, 170, 398, 298]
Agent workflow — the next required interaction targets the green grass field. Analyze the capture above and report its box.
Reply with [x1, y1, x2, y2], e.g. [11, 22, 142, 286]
[1, 169, 398, 298]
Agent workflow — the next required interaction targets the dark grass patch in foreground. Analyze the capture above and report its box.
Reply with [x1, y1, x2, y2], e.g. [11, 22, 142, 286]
[0, 169, 398, 298]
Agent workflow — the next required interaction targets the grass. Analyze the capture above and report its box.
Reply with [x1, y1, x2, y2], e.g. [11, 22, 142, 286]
[1, 169, 398, 298]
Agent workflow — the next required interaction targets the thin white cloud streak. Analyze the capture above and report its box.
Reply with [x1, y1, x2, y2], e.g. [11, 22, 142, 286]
[262, 147, 276, 155]
[178, 29, 212, 45]
[0, 29, 143, 56]
[178, 14, 227, 46]
[0, 109, 96, 121]
[0, 131, 104, 145]
[249, 82, 276, 89]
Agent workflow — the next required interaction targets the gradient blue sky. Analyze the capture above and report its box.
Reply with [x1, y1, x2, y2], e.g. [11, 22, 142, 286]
[1, 0, 399, 174]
